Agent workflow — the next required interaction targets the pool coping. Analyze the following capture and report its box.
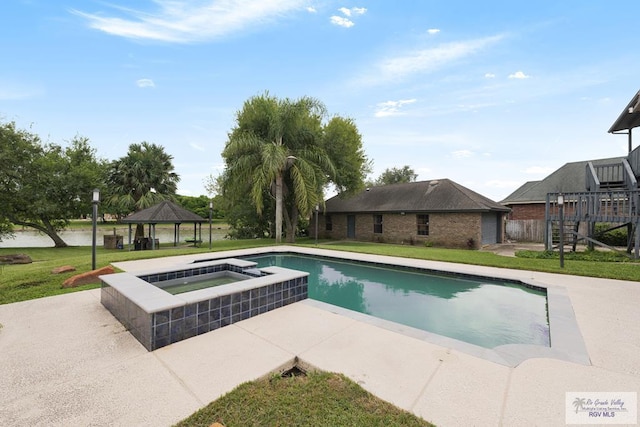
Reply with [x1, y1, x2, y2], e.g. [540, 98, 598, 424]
[112, 246, 591, 368]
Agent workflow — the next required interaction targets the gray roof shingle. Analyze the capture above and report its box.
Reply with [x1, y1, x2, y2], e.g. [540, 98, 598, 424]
[121, 200, 206, 223]
[500, 156, 625, 204]
[325, 179, 509, 213]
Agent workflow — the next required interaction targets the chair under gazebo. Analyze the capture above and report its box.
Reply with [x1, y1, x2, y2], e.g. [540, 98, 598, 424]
[120, 200, 208, 250]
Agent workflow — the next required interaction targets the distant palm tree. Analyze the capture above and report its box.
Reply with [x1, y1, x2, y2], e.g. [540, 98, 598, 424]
[223, 93, 332, 243]
[107, 142, 179, 237]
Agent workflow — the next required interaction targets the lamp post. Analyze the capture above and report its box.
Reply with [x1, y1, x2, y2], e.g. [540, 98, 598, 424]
[209, 200, 213, 250]
[557, 193, 564, 268]
[91, 188, 100, 270]
[314, 204, 319, 245]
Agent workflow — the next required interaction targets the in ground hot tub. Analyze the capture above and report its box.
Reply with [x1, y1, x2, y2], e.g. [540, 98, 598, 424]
[100, 258, 308, 350]
[152, 270, 253, 295]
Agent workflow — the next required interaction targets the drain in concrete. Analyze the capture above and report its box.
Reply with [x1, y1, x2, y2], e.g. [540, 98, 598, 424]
[280, 365, 307, 378]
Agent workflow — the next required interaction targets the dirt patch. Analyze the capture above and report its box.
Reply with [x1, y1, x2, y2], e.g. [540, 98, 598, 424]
[0, 254, 33, 264]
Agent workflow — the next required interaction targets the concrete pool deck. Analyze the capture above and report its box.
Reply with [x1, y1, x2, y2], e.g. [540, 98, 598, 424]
[1, 246, 639, 426]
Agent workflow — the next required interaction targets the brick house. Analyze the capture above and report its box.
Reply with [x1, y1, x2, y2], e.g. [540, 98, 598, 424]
[312, 179, 510, 249]
[501, 156, 626, 221]
[501, 89, 640, 244]
[500, 157, 627, 242]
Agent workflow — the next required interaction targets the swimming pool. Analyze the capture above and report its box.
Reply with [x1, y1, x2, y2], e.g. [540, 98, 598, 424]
[245, 254, 549, 349]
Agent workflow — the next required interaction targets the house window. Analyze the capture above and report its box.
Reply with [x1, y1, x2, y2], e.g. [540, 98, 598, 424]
[373, 214, 383, 234]
[325, 215, 333, 231]
[417, 214, 429, 236]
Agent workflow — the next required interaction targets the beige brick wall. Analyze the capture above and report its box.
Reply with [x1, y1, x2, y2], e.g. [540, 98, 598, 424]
[314, 212, 484, 249]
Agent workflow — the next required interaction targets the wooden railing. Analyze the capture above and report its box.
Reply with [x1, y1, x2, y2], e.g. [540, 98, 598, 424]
[586, 159, 638, 190]
[622, 159, 638, 190]
[586, 162, 600, 191]
[546, 190, 640, 223]
[595, 162, 624, 184]
[629, 144, 640, 178]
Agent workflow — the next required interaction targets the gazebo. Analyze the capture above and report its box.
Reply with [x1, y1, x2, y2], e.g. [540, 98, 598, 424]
[121, 200, 208, 250]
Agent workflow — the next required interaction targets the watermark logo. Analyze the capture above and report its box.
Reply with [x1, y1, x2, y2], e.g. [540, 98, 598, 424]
[566, 392, 637, 424]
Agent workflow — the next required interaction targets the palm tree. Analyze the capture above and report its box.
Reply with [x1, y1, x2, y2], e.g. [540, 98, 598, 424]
[106, 142, 179, 237]
[222, 93, 333, 243]
[573, 397, 586, 413]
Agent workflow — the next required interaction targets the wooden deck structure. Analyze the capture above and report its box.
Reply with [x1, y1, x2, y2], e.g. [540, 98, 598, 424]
[545, 90, 640, 258]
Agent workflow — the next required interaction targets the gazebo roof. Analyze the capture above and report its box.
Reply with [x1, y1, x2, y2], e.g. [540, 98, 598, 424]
[121, 200, 206, 224]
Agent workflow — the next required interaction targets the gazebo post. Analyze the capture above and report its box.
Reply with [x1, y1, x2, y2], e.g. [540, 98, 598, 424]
[128, 224, 132, 251]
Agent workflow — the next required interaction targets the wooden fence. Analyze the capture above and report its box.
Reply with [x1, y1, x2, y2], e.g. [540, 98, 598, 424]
[505, 220, 545, 242]
[506, 219, 592, 243]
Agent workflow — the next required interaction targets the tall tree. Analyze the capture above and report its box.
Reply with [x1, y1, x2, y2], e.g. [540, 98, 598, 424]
[106, 142, 179, 237]
[322, 116, 372, 196]
[222, 93, 369, 243]
[376, 165, 418, 185]
[0, 122, 105, 246]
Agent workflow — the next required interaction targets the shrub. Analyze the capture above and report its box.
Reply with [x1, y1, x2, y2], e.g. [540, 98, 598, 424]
[594, 223, 628, 247]
[516, 249, 634, 263]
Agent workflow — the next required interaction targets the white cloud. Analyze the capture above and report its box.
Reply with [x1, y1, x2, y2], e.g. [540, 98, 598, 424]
[338, 6, 367, 16]
[136, 78, 155, 88]
[72, 0, 308, 43]
[374, 98, 417, 117]
[508, 70, 530, 79]
[427, 28, 440, 35]
[362, 34, 503, 85]
[452, 149, 473, 158]
[330, 15, 354, 28]
[484, 73, 495, 78]
[307, 6, 316, 13]
[331, 6, 366, 27]
[190, 142, 205, 151]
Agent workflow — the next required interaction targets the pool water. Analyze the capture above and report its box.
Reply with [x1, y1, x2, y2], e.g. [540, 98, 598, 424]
[155, 273, 247, 295]
[246, 254, 550, 349]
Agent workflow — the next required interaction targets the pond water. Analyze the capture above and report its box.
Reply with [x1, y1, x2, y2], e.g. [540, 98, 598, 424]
[0, 227, 227, 248]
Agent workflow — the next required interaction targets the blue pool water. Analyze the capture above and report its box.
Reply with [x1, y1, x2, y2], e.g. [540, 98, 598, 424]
[245, 254, 550, 349]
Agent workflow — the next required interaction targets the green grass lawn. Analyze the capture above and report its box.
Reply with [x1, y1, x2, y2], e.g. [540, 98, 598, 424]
[0, 239, 273, 304]
[175, 371, 433, 427]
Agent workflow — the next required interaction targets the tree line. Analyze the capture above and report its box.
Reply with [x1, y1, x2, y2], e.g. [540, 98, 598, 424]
[0, 123, 182, 247]
[1, 92, 420, 247]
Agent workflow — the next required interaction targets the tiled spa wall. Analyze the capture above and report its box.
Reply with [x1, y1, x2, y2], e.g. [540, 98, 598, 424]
[137, 262, 264, 284]
[101, 268, 308, 351]
[152, 277, 307, 349]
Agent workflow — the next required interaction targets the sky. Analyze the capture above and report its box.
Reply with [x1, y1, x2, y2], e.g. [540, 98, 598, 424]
[2, 0, 640, 202]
